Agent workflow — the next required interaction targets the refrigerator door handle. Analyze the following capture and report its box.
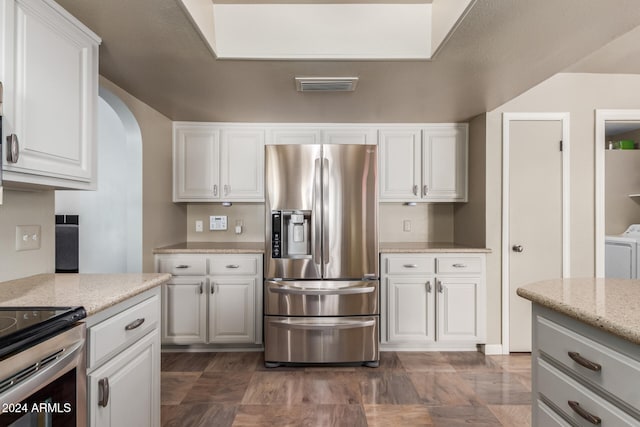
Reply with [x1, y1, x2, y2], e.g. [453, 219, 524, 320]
[313, 158, 322, 269]
[322, 157, 330, 266]
[269, 285, 376, 295]
[270, 318, 376, 330]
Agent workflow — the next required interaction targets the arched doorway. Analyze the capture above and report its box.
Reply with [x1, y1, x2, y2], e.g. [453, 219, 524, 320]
[55, 87, 143, 273]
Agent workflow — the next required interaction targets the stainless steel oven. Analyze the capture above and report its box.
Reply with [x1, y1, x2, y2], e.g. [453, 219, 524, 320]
[0, 308, 86, 427]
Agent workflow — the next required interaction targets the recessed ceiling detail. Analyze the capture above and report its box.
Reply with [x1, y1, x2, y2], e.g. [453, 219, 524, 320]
[178, 0, 476, 60]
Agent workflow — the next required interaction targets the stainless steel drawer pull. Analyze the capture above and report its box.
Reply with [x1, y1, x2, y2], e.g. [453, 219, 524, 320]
[423, 185, 428, 196]
[412, 185, 418, 195]
[226, 264, 240, 269]
[452, 263, 467, 268]
[568, 401, 601, 425]
[403, 264, 418, 268]
[437, 280, 443, 293]
[98, 378, 110, 407]
[124, 318, 145, 331]
[568, 351, 602, 372]
[271, 319, 375, 330]
[211, 284, 215, 294]
[199, 282, 203, 294]
[175, 265, 190, 269]
[426, 281, 432, 292]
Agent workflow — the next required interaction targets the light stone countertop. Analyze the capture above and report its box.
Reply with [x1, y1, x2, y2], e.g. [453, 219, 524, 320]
[0, 273, 171, 316]
[517, 278, 640, 345]
[380, 242, 491, 253]
[153, 242, 264, 254]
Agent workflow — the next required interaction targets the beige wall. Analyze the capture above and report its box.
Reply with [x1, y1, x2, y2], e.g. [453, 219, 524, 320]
[99, 77, 187, 272]
[187, 204, 264, 242]
[480, 72, 640, 347]
[605, 150, 640, 235]
[379, 203, 454, 243]
[0, 190, 55, 281]
[185, 202, 455, 243]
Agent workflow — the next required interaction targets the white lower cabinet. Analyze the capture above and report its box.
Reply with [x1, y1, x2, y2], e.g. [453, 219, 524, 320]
[381, 253, 486, 349]
[86, 288, 161, 427]
[532, 305, 640, 425]
[156, 253, 262, 346]
[162, 277, 207, 344]
[89, 330, 159, 427]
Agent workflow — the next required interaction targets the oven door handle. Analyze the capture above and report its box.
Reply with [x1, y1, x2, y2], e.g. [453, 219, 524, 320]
[269, 285, 376, 295]
[0, 336, 84, 408]
[270, 319, 376, 330]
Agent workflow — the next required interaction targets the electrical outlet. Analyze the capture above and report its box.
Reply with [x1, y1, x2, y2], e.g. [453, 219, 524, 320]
[403, 220, 411, 232]
[195, 220, 203, 232]
[16, 225, 41, 251]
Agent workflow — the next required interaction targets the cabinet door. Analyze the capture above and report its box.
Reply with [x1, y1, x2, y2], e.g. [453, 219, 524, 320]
[161, 277, 206, 344]
[220, 129, 264, 201]
[436, 277, 481, 342]
[208, 277, 256, 343]
[89, 329, 160, 427]
[268, 128, 321, 145]
[422, 126, 467, 202]
[2, 0, 99, 188]
[173, 124, 219, 201]
[387, 277, 435, 343]
[322, 128, 376, 145]
[378, 129, 422, 201]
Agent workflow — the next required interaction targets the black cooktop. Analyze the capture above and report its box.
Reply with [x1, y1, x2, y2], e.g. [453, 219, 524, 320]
[0, 307, 86, 359]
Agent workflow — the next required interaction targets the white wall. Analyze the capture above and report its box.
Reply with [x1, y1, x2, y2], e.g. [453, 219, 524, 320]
[56, 94, 143, 273]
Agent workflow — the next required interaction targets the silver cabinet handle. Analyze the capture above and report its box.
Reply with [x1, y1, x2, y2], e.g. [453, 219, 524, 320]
[211, 283, 215, 294]
[452, 263, 467, 268]
[6, 134, 19, 163]
[124, 318, 145, 331]
[225, 264, 240, 269]
[213, 184, 218, 197]
[403, 264, 418, 268]
[423, 185, 428, 196]
[426, 280, 432, 293]
[568, 351, 602, 372]
[437, 280, 443, 293]
[568, 401, 601, 425]
[98, 377, 110, 407]
[412, 184, 418, 195]
[175, 265, 190, 269]
[199, 282, 203, 294]
[512, 245, 524, 253]
[223, 184, 229, 196]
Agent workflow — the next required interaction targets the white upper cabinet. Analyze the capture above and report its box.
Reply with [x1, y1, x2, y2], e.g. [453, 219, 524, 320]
[267, 128, 321, 145]
[1, 0, 100, 189]
[267, 126, 376, 145]
[379, 124, 468, 202]
[173, 123, 264, 202]
[322, 128, 377, 145]
[379, 128, 422, 200]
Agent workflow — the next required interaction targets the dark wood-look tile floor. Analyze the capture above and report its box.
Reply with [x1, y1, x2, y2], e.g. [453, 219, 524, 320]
[161, 351, 531, 427]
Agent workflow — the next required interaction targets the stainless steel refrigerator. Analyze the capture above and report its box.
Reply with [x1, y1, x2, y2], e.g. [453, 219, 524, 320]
[263, 144, 379, 367]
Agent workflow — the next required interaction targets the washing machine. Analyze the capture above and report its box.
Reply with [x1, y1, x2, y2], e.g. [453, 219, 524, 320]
[605, 224, 640, 279]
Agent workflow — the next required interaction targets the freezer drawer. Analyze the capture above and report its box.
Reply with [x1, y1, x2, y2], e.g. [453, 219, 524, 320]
[264, 316, 379, 364]
[264, 280, 379, 316]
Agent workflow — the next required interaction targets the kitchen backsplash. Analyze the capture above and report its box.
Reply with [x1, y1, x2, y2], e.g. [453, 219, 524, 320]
[186, 202, 454, 243]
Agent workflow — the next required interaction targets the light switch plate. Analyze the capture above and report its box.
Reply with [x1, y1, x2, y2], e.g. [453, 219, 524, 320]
[210, 216, 227, 231]
[16, 225, 41, 251]
[195, 220, 204, 232]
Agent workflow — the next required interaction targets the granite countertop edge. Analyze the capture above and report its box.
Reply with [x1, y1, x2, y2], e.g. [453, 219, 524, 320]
[0, 273, 172, 316]
[517, 283, 640, 345]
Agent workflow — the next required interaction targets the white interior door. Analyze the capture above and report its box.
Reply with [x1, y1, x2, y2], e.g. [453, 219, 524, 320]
[508, 119, 564, 352]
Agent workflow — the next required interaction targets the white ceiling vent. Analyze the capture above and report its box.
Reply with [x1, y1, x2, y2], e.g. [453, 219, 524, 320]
[295, 77, 359, 92]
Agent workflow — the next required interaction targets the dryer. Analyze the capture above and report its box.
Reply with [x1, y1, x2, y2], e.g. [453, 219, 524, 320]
[605, 224, 640, 279]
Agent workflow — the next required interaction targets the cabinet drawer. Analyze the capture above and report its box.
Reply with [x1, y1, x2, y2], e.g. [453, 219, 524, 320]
[385, 256, 435, 275]
[536, 399, 572, 427]
[537, 358, 639, 426]
[436, 257, 482, 274]
[537, 316, 640, 408]
[88, 295, 159, 368]
[157, 257, 207, 275]
[209, 255, 259, 275]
